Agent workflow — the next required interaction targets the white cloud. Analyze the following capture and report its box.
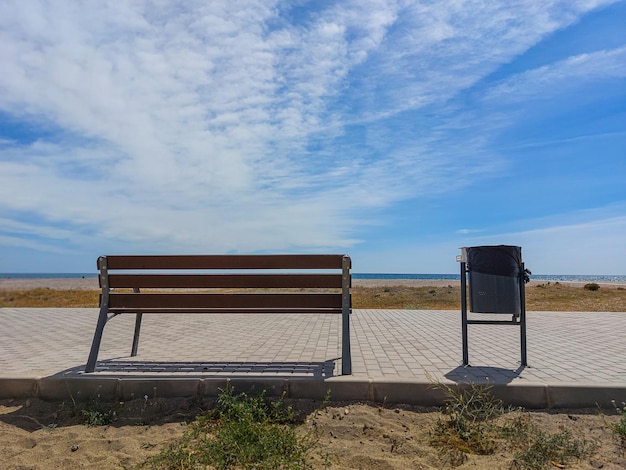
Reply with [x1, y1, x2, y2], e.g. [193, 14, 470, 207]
[467, 217, 626, 275]
[336, 0, 620, 119]
[0, 235, 75, 254]
[355, 205, 626, 275]
[483, 46, 626, 106]
[0, 0, 621, 262]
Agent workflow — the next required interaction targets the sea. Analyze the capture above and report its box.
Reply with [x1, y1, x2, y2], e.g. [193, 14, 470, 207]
[1, 272, 625, 283]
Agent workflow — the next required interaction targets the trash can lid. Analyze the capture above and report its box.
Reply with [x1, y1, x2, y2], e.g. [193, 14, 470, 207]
[466, 245, 522, 277]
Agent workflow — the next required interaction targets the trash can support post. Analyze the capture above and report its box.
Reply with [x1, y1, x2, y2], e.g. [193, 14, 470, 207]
[520, 263, 528, 366]
[461, 261, 469, 366]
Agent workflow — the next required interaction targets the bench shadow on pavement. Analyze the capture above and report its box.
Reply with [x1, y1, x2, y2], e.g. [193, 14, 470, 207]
[54, 358, 339, 379]
[445, 364, 526, 385]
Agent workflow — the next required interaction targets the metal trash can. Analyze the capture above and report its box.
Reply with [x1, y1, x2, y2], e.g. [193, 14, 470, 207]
[466, 245, 523, 314]
[458, 245, 529, 366]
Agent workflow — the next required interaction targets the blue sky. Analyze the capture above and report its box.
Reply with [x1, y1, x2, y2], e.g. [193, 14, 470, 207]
[1, 0, 625, 275]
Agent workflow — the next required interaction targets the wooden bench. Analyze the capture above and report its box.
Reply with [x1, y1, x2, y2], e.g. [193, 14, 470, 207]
[85, 254, 352, 374]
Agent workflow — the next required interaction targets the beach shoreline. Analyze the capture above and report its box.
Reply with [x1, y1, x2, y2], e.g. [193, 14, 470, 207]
[1, 277, 625, 290]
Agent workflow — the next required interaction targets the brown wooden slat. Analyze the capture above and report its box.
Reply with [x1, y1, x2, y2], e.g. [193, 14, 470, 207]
[101, 254, 349, 270]
[108, 293, 343, 309]
[107, 273, 345, 289]
[108, 308, 343, 314]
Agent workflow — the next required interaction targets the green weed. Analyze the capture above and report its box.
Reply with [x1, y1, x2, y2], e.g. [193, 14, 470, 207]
[77, 401, 119, 426]
[429, 382, 504, 457]
[429, 382, 598, 468]
[142, 383, 317, 469]
[512, 429, 597, 469]
[610, 400, 626, 454]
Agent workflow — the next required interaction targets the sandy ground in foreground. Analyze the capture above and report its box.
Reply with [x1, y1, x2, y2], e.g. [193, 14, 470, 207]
[1, 397, 625, 470]
[1, 277, 625, 290]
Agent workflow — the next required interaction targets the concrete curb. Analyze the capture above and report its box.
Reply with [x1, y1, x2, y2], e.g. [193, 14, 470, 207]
[3, 376, 624, 409]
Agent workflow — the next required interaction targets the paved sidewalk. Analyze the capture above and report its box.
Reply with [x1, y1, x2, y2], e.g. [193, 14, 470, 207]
[1, 308, 625, 408]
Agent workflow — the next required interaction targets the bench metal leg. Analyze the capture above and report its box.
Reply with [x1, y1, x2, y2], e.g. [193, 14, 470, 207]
[131, 313, 143, 357]
[341, 311, 352, 375]
[85, 303, 109, 373]
[341, 255, 352, 375]
[130, 288, 142, 357]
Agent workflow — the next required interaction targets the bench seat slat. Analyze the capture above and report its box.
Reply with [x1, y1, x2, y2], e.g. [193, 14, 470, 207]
[108, 308, 343, 314]
[107, 293, 343, 309]
[104, 254, 346, 270]
[107, 273, 345, 289]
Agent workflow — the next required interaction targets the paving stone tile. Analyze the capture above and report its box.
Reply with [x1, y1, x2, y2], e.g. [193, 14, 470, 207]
[1, 308, 625, 399]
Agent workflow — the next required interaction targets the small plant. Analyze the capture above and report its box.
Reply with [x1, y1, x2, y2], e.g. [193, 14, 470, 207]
[143, 383, 317, 469]
[429, 382, 504, 459]
[513, 429, 597, 469]
[610, 400, 626, 454]
[64, 384, 120, 427]
[79, 400, 118, 426]
[584, 283, 600, 291]
[429, 381, 598, 468]
[498, 413, 534, 443]
[44, 423, 58, 432]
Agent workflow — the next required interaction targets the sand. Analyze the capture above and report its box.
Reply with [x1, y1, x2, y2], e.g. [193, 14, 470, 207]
[0, 277, 102, 291]
[1, 397, 625, 469]
[1, 277, 625, 291]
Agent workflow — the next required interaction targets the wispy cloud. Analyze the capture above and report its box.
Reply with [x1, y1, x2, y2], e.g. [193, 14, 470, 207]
[483, 46, 626, 107]
[0, 0, 623, 270]
[355, 203, 626, 274]
[464, 214, 626, 275]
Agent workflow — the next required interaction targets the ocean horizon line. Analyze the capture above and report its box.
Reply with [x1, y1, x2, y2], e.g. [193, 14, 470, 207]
[1, 272, 625, 283]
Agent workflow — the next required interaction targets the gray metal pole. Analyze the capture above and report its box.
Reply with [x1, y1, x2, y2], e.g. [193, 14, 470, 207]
[461, 261, 469, 366]
[519, 263, 528, 366]
[85, 256, 109, 373]
[130, 288, 142, 357]
[341, 255, 352, 375]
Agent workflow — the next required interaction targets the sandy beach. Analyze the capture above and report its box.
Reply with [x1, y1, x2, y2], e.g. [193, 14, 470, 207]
[1, 277, 460, 291]
[1, 277, 625, 291]
[0, 277, 102, 291]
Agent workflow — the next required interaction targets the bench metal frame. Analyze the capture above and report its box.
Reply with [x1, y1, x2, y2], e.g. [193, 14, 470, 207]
[85, 254, 352, 374]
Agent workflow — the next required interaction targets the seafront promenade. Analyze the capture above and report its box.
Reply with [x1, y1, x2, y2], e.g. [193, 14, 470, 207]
[1, 307, 625, 408]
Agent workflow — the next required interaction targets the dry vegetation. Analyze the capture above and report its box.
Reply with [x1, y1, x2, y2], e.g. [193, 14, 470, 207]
[353, 282, 626, 311]
[0, 288, 100, 307]
[1, 282, 625, 311]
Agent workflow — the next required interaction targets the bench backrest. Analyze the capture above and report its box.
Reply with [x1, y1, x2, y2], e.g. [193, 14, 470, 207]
[98, 254, 351, 314]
